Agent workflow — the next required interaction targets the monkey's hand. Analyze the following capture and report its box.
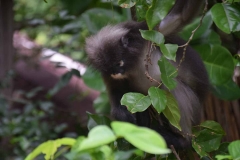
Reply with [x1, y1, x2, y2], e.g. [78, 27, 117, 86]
[111, 105, 137, 124]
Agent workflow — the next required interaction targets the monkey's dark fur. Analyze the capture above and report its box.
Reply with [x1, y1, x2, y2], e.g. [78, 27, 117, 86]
[85, 0, 208, 149]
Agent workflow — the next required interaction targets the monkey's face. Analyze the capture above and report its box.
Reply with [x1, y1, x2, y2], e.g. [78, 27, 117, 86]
[85, 24, 146, 80]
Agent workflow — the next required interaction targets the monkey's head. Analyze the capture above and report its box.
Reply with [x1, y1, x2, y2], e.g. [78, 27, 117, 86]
[85, 22, 147, 79]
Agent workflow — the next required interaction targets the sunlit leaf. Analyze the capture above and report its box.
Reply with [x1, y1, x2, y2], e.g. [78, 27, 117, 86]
[159, 44, 178, 61]
[78, 125, 116, 151]
[111, 121, 171, 154]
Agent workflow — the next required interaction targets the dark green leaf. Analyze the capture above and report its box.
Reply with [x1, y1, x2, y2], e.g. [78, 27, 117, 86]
[211, 3, 240, 34]
[158, 56, 177, 90]
[111, 121, 171, 154]
[163, 92, 181, 131]
[194, 44, 234, 85]
[200, 121, 225, 135]
[146, 0, 174, 30]
[121, 93, 151, 113]
[93, 92, 111, 114]
[148, 87, 167, 113]
[212, 79, 240, 100]
[194, 129, 223, 152]
[87, 112, 111, 130]
[82, 67, 105, 91]
[192, 140, 208, 158]
[159, 44, 177, 61]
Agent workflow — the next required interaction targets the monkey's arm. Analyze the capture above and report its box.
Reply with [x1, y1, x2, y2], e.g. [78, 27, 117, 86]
[104, 79, 137, 124]
[159, 0, 204, 36]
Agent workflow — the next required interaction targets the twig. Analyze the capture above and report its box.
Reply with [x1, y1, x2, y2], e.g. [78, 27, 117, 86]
[170, 145, 181, 160]
[177, 0, 208, 69]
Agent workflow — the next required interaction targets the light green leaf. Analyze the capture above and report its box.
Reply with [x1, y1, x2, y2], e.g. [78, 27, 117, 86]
[111, 121, 171, 154]
[146, 0, 174, 30]
[211, 3, 240, 34]
[215, 155, 232, 160]
[228, 140, 240, 160]
[78, 125, 116, 151]
[158, 56, 177, 90]
[148, 87, 167, 113]
[25, 138, 76, 160]
[121, 92, 151, 113]
[140, 30, 164, 45]
[163, 92, 181, 131]
[194, 44, 234, 85]
[159, 44, 178, 61]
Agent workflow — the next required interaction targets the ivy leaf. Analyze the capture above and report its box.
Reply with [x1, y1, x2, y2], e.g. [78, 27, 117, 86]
[192, 140, 209, 158]
[111, 121, 171, 154]
[211, 3, 240, 34]
[159, 44, 178, 61]
[146, 0, 174, 30]
[140, 30, 164, 45]
[163, 92, 181, 131]
[121, 93, 151, 113]
[194, 44, 234, 85]
[148, 87, 167, 113]
[78, 125, 116, 151]
[158, 56, 177, 90]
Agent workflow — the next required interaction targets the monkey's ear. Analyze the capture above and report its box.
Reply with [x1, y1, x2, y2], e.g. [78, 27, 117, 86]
[121, 36, 129, 48]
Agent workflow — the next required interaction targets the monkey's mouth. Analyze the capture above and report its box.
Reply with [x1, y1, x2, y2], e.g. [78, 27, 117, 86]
[111, 73, 127, 79]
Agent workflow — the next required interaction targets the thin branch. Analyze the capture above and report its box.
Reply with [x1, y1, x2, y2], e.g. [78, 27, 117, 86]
[170, 145, 181, 160]
[177, 0, 208, 69]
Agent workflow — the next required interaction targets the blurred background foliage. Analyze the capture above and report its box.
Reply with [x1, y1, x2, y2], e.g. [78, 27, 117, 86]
[1, 0, 129, 159]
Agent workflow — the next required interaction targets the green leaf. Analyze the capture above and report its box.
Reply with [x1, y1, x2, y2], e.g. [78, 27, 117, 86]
[159, 44, 178, 61]
[212, 79, 240, 100]
[111, 121, 171, 154]
[135, 0, 151, 21]
[82, 66, 105, 91]
[163, 92, 181, 131]
[158, 56, 177, 90]
[93, 92, 111, 114]
[192, 140, 209, 158]
[47, 70, 73, 97]
[140, 30, 164, 45]
[78, 125, 116, 151]
[200, 121, 225, 135]
[228, 140, 240, 160]
[194, 129, 223, 152]
[180, 12, 213, 41]
[146, 0, 174, 30]
[25, 138, 76, 160]
[87, 112, 111, 130]
[211, 3, 240, 34]
[121, 93, 151, 113]
[215, 155, 232, 160]
[148, 87, 167, 113]
[194, 44, 234, 85]
[118, 0, 136, 8]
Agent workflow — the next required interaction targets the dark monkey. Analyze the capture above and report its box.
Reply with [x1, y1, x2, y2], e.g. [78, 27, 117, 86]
[85, 0, 208, 149]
